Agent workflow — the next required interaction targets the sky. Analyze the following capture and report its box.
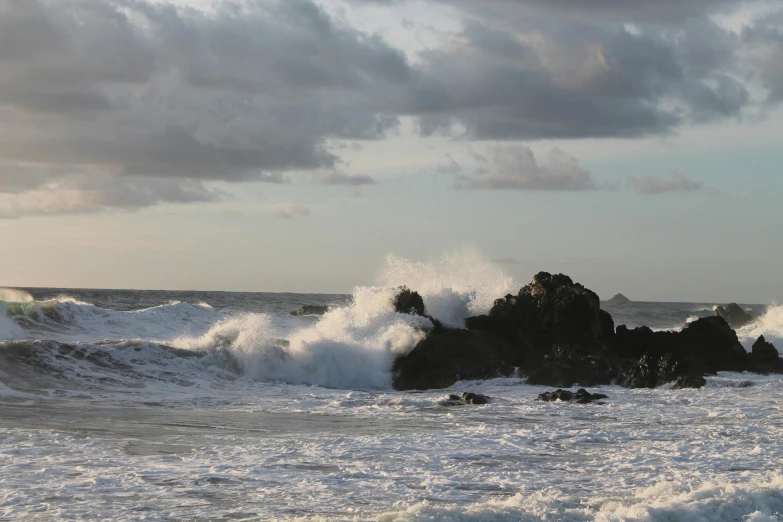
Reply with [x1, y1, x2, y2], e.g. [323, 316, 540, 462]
[0, 0, 782, 303]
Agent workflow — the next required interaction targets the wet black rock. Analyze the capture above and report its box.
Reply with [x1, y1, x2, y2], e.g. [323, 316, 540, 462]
[676, 316, 748, 373]
[390, 272, 779, 392]
[537, 388, 608, 404]
[461, 392, 491, 405]
[615, 316, 747, 376]
[441, 395, 465, 407]
[526, 345, 613, 388]
[487, 272, 610, 350]
[392, 329, 516, 390]
[748, 335, 782, 374]
[290, 305, 328, 316]
[751, 335, 779, 361]
[441, 392, 492, 406]
[617, 352, 689, 388]
[392, 287, 426, 316]
[673, 374, 707, 389]
[714, 303, 754, 329]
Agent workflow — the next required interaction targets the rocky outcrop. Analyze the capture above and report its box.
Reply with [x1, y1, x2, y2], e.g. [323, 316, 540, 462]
[290, 305, 328, 316]
[748, 335, 782, 374]
[606, 293, 632, 304]
[714, 303, 753, 329]
[392, 329, 516, 390]
[616, 352, 689, 389]
[395, 272, 614, 390]
[525, 345, 613, 388]
[673, 374, 707, 389]
[391, 272, 781, 391]
[537, 388, 608, 404]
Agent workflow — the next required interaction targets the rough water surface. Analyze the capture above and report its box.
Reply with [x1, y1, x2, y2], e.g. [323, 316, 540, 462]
[1, 253, 781, 521]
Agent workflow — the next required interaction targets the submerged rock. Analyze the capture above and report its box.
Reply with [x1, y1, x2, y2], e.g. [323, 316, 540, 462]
[537, 388, 608, 404]
[461, 392, 491, 405]
[440, 392, 491, 406]
[714, 303, 753, 329]
[673, 374, 707, 389]
[290, 305, 328, 316]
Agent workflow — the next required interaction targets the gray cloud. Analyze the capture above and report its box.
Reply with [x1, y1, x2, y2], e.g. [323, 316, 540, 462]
[628, 171, 704, 195]
[436, 154, 463, 174]
[742, 8, 783, 104]
[274, 205, 312, 220]
[0, 165, 221, 218]
[391, 11, 751, 140]
[320, 173, 377, 186]
[459, 146, 596, 191]
[0, 0, 780, 216]
[0, 0, 408, 213]
[492, 257, 521, 265]
[356, 0, 742, 24]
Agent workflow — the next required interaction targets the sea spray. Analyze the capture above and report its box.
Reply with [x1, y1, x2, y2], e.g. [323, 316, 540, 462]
[169, 251, 517, 388]
[171, 288, 431, 389]
[0, 288, 34, 303]
[378, 249, 517, 327]
[737, 304, 783, 353]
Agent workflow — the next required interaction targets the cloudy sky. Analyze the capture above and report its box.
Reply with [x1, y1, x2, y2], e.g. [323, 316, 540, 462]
[1, 0, 781, 302]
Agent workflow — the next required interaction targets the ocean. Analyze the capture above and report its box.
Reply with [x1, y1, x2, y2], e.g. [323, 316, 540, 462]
[1, 255, 782, 521]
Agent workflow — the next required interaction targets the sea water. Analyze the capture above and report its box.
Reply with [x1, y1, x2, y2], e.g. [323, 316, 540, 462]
[1, 252, 781, 520]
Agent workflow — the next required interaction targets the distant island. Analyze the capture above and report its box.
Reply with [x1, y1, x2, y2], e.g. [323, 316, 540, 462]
[606, 293, 632, 304]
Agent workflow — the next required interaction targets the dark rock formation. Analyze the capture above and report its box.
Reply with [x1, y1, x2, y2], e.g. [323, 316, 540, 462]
[614, 317, 747, 376]
[392, 329, 516, 390]
[395, 272, 613, 390]
[714, 303, 753, 329]
[606, 293, 632, 304]
[391, 272, 781, 391]
[748, 335, 782, 374]
[290, 305, 328, 316]
[441, 392, 492, 406]
[526, 345, 613, 388]
[617, 352, 689, 388]
[673, 374, 707, 389]
[392, 287, 426, 316]
[461, 392, 491, 404]
[537, 388, 608, 404]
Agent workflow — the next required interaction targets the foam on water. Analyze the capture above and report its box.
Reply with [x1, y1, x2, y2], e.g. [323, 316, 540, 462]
[372, 474, 783, 522]
[2, 254, 783, 520]
[171, 288, 431, 389]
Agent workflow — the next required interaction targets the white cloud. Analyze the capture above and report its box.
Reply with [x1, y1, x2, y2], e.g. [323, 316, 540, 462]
[459, 146, 597, 191]
[628, 171, 705, 195]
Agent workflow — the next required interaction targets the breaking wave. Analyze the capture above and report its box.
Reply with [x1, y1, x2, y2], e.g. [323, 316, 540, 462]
[738, 304, 783, 354]
[0, 250, 516, 392]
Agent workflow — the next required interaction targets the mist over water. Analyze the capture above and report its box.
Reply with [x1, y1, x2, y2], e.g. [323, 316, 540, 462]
[1, 251, 782, 520]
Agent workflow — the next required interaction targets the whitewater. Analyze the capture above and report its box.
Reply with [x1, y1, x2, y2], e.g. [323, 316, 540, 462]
[1, 251, 782, 521]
